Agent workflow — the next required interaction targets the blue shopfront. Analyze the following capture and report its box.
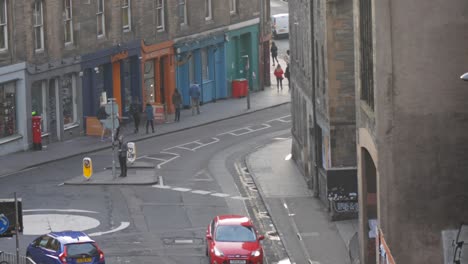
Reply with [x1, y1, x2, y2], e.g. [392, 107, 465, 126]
[174, 34, 226, 107]
[81, 40, 142, 129]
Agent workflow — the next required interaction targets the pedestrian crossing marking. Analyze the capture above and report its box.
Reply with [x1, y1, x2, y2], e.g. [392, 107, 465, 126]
[210, 193, 230, 197]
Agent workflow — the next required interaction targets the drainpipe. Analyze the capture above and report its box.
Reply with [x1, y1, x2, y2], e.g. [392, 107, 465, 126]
[311, 3, 319, 198]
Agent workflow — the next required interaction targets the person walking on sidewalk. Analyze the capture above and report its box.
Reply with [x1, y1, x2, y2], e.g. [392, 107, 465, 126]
[274, 64, 284, 91]
[145, 103, 155, 134]
[97, 104, 109, 141]
[129, 99, 140, 133]
[172, 89, 182, 122]
[189, 82, 201, 115]
[285, 64, 290, 90]
[271, 42, 279, 66]
[117, 135, 128, 177]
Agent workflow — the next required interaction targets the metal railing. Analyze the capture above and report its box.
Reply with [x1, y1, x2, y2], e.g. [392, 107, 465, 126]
[0, 251, 34, 264]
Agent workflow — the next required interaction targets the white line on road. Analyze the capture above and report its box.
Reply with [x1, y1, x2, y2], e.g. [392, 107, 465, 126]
[191, 190, 212, 195]
[23, 209, 99, 213]
[172, 187, 191, 192]
[174, 239, 193, 244]
[210, 193, 230, 197]
[231, 196, 250, 200]
[152, 184, 171, 189]
[88, 221, 130, 236]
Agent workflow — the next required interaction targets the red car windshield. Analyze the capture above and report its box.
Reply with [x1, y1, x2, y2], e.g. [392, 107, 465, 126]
[215, 225, 256, 242]
[66, 243, 99, 258]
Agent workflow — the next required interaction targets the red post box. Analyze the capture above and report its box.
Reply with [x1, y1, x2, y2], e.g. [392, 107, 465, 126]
[32, 116, 42, 150]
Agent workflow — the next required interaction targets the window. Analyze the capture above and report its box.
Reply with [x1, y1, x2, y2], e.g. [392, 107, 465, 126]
[201, 48, 208, 80]
[178, 0, 187, 25]
[122, 0, 131, 31]
[0, 0, 7, 50]
[96, 0, 105, 37]
[63, 0, 73, 44]
[33, 1, 44, 51]
[359, 0, 374, 110]
[229, 0, 236, 14]
[156, 0, 164, 31]
[61, 74, 77, 127]
[0, 81, 17, 138]
[205, 0, 212, 21]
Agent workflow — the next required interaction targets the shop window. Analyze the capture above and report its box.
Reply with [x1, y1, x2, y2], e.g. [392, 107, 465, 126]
[144, 60, 155, 103]
[61, 74, 77, 127]
[0, 0, 8, 51]
[32, 81, 48, 133]
[123, 59, 132, 113]
[201, 48, 208, 80]
[0, 81, 16, 138]
[122, 0, 131, 31]
[33, 0, 44, 51]
[178, 0, 187, 25]
[156, 0, 164, 31]
[63, 0, 73, 44]
[97, 0, 105, 37]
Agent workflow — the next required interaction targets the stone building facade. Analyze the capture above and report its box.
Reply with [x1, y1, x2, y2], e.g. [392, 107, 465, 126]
[0, 0, 268, 155]
[289, 0, 357, 213]
[354, 0, 468, 263]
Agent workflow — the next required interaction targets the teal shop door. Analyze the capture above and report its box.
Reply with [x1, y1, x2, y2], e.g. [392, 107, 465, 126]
[240, 33, 253, 88]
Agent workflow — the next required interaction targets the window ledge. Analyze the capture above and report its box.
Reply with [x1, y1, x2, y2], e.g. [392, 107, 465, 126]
[123, 28, 131, 33]
[0, 134, 22, 145]
[35, 48, 45, 54]
[157, 28, 165, 33]
[97, 34, 105, 40]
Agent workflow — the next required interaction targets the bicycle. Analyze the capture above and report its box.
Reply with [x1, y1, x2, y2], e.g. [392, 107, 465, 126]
[0, 251, 9, 264]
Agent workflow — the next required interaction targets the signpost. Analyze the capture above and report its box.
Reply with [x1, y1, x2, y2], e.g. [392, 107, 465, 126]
[127, 142, 136, 164]
[105, 98, 118, 178]
[0, 214, 9, 235]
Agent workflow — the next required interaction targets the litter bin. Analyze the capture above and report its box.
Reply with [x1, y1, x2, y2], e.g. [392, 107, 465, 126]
[232, 79, 248, 98]
[32, 115, 42, 150]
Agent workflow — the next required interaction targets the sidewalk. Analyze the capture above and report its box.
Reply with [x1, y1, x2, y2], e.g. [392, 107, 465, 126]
[246, 138, 359, 264]
[0, 61, 290, 178]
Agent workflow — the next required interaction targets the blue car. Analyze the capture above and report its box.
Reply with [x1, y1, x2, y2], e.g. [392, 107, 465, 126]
[26, 231, 105, 264]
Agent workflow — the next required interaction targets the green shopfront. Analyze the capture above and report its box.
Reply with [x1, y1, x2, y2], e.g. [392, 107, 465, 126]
[225, 22, 260, 96]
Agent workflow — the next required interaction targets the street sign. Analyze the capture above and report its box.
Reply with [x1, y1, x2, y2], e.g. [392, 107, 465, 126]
[0, 214, 9, 235]
[103, 102, 119, 130]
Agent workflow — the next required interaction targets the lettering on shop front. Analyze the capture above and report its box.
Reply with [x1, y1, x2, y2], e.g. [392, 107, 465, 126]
[333, 201, 358, 213]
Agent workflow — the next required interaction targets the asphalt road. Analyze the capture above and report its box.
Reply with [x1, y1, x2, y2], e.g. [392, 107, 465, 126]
[0, 104, 292, 264]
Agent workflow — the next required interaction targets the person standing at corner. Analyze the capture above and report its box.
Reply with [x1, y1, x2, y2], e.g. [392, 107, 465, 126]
[189, 82, 201, 115]
[129, 99, 140, 133]
[117, 135, 128, 177]
[285, 64, 290, 90]
[274, 64, 284, 91]
[145, 103, 155, 134]
[271, 42, 279, 66]
[172, 89, 182, 122]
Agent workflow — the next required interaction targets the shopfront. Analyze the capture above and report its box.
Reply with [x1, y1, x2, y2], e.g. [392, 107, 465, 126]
[175, 34, 226, 107]
[81, 40, 141, 133]
[141, 40, 175, 114]
[0, 63, 27, 155]
[225, 22, 260, 95]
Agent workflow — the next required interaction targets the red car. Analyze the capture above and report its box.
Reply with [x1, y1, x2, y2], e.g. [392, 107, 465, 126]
[206, 215, 265, 264]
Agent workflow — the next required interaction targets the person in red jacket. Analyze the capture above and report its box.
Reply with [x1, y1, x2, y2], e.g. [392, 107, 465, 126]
[274, 64, 284, 91]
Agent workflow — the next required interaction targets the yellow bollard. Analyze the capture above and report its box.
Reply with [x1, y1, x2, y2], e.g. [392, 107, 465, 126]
[83, 157, 93, 180]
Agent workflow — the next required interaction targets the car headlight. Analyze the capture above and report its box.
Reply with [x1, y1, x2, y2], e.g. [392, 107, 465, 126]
[251, 250, 261, 257]
[214, 247, 224, 257]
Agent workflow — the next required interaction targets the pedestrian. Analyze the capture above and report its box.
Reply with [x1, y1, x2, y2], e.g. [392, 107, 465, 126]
[189, 82, 201, 115]
[285, 64, 290, 89]
[274, 64, 284, 91]
[97, 104, 109, 141]
[172, 89, 182, 122]
[271, 41, 279, 66]
[145, 103, 155, 134]
[284, 49, 290, 66]
[117, 135, 127, 177]
[129, 99, 140, 133]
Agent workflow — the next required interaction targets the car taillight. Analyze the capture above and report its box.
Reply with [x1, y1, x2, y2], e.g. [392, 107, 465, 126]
[93, 242, 105, 262]
[59, 248, 67, 264]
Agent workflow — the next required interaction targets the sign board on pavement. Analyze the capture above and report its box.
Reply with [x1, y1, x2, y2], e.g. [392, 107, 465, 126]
[0, 198, 23, 237]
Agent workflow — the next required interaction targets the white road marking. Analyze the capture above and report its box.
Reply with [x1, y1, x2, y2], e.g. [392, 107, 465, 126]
[172, 187, 191, 192]
[88, 222, 130, 237]
[210, 193, 230, 197]
[156, 151, 180, 169]
[23, 214, 100, 235]
[191, 190, 212, 195]
[231, 196, 250, 200]
[174, 239, 193, 244]
[23, 209, 99, 213]
[285, 153, 292, 160]
[266, 115, 291, 123]
[152, 184, 171, 189]
[283, 203, 288, 209]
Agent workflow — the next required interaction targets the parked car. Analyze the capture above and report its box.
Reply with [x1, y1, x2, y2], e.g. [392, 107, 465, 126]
[26, 231, 105, 264]
[206, 215, 264, 264]
[272, 13, 289, 39]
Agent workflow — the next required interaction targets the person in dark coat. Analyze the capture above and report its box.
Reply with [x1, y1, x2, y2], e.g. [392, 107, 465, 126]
[270, 42, 279, 66]
[145, 103, 155, 134]
[117, 135, 128, 177]
[285, 65, 290, 89]
[97, 105, 109, 141]
[129, 100, 140, 133]
[172, 89, 182, 122]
